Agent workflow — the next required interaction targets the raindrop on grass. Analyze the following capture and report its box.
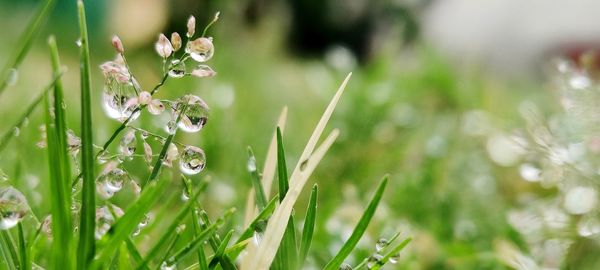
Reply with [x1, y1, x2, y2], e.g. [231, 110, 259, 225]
[181, 188, 190, 201]
[95, 205, 123, 239]
[173, 95, 209, 133]
[168, 59, 186, 78]
[119, 129, 137, 157]
[160, 262, 176, 270]
[389, 253, 400, 264]
[180, 146, 206, 175]
[367, 254, 383, 269]
[0, 186, 29, 230]
[6, 68, 18, 86]
[13, 127, 19, 137]
[165, 120, 177, 135]
[376, 238, 389, 252]
[75, 38, 82, 47]
[102, 84, 139, 122]
[97, 168, 129, 199]
[247, 155, 257, 172]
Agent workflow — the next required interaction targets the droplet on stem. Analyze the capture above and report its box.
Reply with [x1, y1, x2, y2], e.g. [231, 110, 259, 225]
[180, 146, 206, 175]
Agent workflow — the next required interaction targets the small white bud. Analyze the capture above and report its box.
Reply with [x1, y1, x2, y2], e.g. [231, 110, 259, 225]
[155, 34, 173, 58]
[111, 35, 124, 53]
[171, 32, 182, 51]
[138, 91, 152, 105]
[187, 16, 196, 38]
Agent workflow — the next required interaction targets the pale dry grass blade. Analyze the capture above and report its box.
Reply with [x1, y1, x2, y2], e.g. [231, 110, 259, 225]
[243, 106, 288, 227]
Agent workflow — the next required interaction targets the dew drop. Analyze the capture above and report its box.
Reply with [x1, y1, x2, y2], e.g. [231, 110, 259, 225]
[75, 38, 82, 47]
[367, 254, 383, 269]
[519, 163, 542, 182]
[22, 117, 29, 127]
[179, 146, 206, 175]
[389, 253, 400, 264]
[119, 129, 137, 157]
[0, 169, 8, 182]
[247, 155, 257, 172]
[375, 238, 389, 252]
[6, 68, 18, 86]
[102, 86, 139, 122]
[185, 37, 214, 62]
[0, 186, 29, 230]
[13, 127, 20, 137]
[181, 189, 190, 201]
[339, 263, 353, 270]
[176, 224, 186, 234]
[96, 168, 129, 199]
[95, 205, 123, 239]
[165, 120, 177, 135]
[160, 262, 176, 270]
[173, 95, 209, 133]
[168, 59, 186, 78]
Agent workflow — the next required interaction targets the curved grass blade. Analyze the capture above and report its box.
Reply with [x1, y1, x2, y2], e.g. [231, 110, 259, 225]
[125, 238, 144, 267]
[47, 35, 74, 270]
[298, 184, 318, 269]
[17, 223, 29, 270]
[0, 230, 19, 270]
[234, 195, 279, 248]
[208, 229, 234, 270]
[363, 237, 411, 270]
[0, 0, 56, 95]
[247, 147, 267, 210]
[322, 176, 388, 270]
[76, 1, 96, 268]
[182, 176, 209, 270]
[0, 71, 64, 154]
[157, 234, 181, 270]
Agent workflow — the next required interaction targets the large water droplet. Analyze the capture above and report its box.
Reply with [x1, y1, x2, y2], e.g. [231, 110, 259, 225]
[247, 155, 257, 172]
[95, 205, 123, 239]
[185, 37, 214, 62]
[165, 120, 177, 135]
[173, 95, 209, 133]
[168, 59, 186, 78]
[375, 238, 389, 252]
[367, 254, 383, 269]
[75, 38, 82, 47]
[519, 163, 542, 182]
[120, 129, 137, 157]
[13, 127, 20, 137]
[7, 68, 18, 86]
[0, 186, 29, 230]
[96, 168, 129, 199]
[160, 262, 176, 270]
[389, 253, 400, 264]
[102, 85, 139, 122]
[180, 146, 206, 175]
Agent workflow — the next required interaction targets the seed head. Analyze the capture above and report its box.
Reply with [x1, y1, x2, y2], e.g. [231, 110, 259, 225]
[155, 33, 173, 58]
[111, 35, 124, 53]
[187, 15, 196, 38]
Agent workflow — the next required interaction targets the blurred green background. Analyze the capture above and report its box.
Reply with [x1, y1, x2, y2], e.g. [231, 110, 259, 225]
[3, 0, 599, 269]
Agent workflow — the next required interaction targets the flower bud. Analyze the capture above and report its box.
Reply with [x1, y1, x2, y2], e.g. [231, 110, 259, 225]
[111, 35, 124, 53]
[171, 32, 182, 51]
[187, 16, 196, 38]
[155, 34, 173, 58]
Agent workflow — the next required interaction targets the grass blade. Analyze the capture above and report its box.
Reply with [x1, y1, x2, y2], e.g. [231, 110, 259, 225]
[76, 0, 96, 268]
[208, 229, 234, 270]
[17, 223, 29, 270]
[47, 35, 74, 269]
[0, 0, 55, 94]
[0, 231, 19, 270]
[298, 184, 318, 269]
[323, 176, 389, 270]
[247, 147, 267, 210]
[272, 127, 297, 270]
[243, 73, 350, 270]
[366, 237, 412, 270]
[235, 195, 279, 245]
[182, 176, 209, 270]
[0, 71, 63, 154]
[125, 238, 144, 267]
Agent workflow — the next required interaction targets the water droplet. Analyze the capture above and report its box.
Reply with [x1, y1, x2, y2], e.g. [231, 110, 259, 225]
[578, 216, 600, 237]
[389, 253, 400, 264]
[168, 59, 186, 78]
[160, 262, 176, 270]
[165, 120, 177, 135]
[163, 143, 179, 167]
[180, 146, 206, 175]
[176, 224, 186, 234]
[185, 37, 214, 62]
[96, 168, 129, 199]
[375, 238, 389, 252]
[102, 85, 139, 122]
[95, 205, 123, 239]
[173, 95, 209, 133]
[181, 189, 190, 201]
[519, 163, 542, 182]
[22, 117, 29, 127]
[247, 155, 257, 172]
[0, 169, 8, 182]
[367, 254, 383, 269]
[75, 38, 82, 47]
[339, 263, 353, 270]
[569, 73, 591, 89]
[119, 129, 137, 157]
[0, 186, 29, 230]
[13, 127, 20, 137]
[97, 150, 111, 164]
[141, 131, 149, 140]
[564, 186, 597, 215]
[6, 68, 18, 86]
[148, 99, 165, 115]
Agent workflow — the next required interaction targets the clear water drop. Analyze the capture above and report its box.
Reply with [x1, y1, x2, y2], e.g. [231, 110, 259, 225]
[179, 146, 206, 175]
[95, 205, 123, 239]
[173, 95, 209, 133]
[160, 262, 176, 270]
[375, 238, 389, 252]
[185, 37, 214, 62]
[389, 253, 400, 264]
[181, 189, 190, 201]
[176, 224, 186, 234]
[96, 168, 129, 199]
[367, 254, 383, 269]
[6, 68, 18, 86]
[75, 38, 82, 47]
[168, 59, 186, 78]
[247, 155, 257, 172]
[22, 117, 29, 127]
[339, 263, 353, 270]
[165, 120, 177, 135]
[119, 129, 137, 157]
[519, 163, 542, 182]
[102, 85, 139, 122]
[13, 127, 20, 137]
[0, 186, 29, 230]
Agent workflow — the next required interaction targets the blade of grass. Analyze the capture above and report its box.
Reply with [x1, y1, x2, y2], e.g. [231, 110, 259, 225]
[17, 223, 29, 270]
[47, 35, 74, 270]
[235, 195, 278, 246]
[76, 0, 96, 268]
[363, 237, 411, 270]
[243, 129, 339, 270]
[243, 107, 287, 227]
[322, 176, 389, 270]
[182, 176, 209, 270]
[247, 147, 267, 210]
[272, 127, 297, 270]
[243, 73, 350, 270]
[135, 187, 203, 270]
[125, 238, 144, 268]
[165, 209, 236, 267]
[298, 184, 318, 269]
[0, 231, 19, 270]
[0, 0, 56, 94]
[208, 229, 234, 270]
[157, 234, 181, 270]
[0, 71, 64, 154]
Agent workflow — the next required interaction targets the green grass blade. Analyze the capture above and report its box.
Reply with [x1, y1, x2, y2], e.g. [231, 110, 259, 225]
[125, 238, 144, 268]
[47, 35, 74, 269]
[17, 223, 29, 270]
[0, 230, 19, 270]
[165, 209, 236, 267]
[247, 147, 267, 210]
[76, 0, 96, 268]
[182, 176, 209, 270]
[136, 188, 203, 270]
[368, 237, 412, 270]
[235, 195, 279, 246]
[272, 127, 298, 270]
[208, 229, 234, 270]
[323, 176, 388, 270]
[158, 234, 181, 270]
[298, 184, 318, 269]
[0, 0, 55, 95]
[0, 72, 63, 154]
